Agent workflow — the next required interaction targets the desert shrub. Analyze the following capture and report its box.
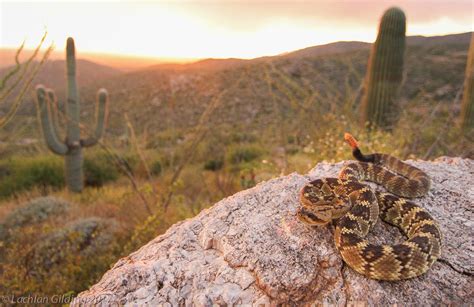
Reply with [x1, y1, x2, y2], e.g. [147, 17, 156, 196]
[0, 156, 64, 198]
[203, 158, 224, 171]
[28, 217, 118, 269]
[0, 197, 70, 241]
[145, 130, 185, 149]
[0, 217, 123, 296]
[227, 144, 263, 165]
[286, 145, 299, 155]
[27, 159, 63, 187]
[287, 135, 296, 144]
[0, 164, 10, 178]
[150, 160, 162, 176]
[84, 153, 120, 187]
[239, 168, 256, 189]
[229, 132, 257, 144]
[120, 153, 140, 174]
[125, 194, 203, 253]
[158, 150, 182, 169]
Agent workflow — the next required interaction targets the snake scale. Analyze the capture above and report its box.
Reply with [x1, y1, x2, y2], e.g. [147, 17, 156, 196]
[298, 133, 442, 280]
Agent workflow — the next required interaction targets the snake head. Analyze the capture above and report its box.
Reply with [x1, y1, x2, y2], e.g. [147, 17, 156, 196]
[298, 179, 352, 226]
[301, 180, 333, 200]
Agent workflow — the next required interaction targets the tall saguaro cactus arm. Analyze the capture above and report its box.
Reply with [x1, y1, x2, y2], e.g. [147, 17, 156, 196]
[360, 7, 406, 129]
[81, 88, 109, 147]
[45, 88, 63, 141]
[35, 85, 68, 155]
[460, 33, 474, 130]
[65, 37, 81, 147]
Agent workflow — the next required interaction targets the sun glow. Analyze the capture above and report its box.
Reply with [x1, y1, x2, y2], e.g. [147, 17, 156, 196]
[1, 1, 472, 61]
[408, 17, 473, 37]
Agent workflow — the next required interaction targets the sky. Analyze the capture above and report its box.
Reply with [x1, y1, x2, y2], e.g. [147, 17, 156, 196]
[1, 0, 473, 60]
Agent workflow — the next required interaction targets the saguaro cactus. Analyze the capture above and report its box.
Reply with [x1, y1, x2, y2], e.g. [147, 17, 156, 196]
[460, 33, 474, 130]
[360, 7, 406, 129]
[35, 37, 109, 192]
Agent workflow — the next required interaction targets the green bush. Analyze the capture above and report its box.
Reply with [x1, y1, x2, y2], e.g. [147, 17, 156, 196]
[0, 153, 120, 196]
[204, 158, 224, 171]
[286, 145, 299, 155]
[0, 156, 64, 198]
[145, 130, 185, 149]
[227, 145, 263, 165]
[150, 160, 162, 176]
[287, 135, 296, 144]
[229, 132, 257, 143]
[0, 165, 10, 178]
[158, 151, 182, 169]
[84, 153, 119, 187]
[119, 153, 140, 174]
[0, 197, 70, 240]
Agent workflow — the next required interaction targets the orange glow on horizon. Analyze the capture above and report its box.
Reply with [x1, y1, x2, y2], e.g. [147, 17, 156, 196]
[1, 1, 472, 60]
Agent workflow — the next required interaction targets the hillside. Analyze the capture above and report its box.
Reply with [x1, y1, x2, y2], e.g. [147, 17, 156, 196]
[0, 58, 121, 90]
[1, 32, 472, 158]
[89, 32, 471, 137]
[140, 32, 472, 73]
[0, 59, 121, 131]
[406, 32, 473, 46]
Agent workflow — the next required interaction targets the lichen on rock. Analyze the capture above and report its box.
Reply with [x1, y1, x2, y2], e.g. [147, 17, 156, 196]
[73, 157, 473, 305]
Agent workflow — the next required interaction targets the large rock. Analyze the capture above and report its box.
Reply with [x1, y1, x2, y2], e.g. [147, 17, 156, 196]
[73, 157, 473, 305]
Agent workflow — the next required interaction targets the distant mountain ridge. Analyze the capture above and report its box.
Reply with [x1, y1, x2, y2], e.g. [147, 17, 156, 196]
[285, 32, 472, 60]
[281, 41, 371, 60]
[1, 32, 470, 74]
[0, 31, 471, 150]
[0, 58, 121, 103]
[0, 49, 192, 72]
[406, 32, 472, 46]
[145, 32, 473, 72]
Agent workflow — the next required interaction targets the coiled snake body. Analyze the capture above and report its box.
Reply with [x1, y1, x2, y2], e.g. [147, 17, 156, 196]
[298, 133, 442, 280]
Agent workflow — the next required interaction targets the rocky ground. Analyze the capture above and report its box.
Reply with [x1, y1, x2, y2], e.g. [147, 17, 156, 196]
[73, 157, 473, 305]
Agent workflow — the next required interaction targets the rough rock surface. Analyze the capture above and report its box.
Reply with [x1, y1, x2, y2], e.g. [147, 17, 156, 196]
[74, 157, 473, 305]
